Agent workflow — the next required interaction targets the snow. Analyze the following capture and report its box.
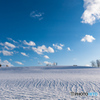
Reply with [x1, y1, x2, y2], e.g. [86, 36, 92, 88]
[0, 66, 100, 100]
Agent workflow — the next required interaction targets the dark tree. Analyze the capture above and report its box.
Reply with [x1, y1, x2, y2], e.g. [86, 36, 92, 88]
[91, 61, 96, 67]
[96, 60, 100, 67]
[6, 65, 9, 67]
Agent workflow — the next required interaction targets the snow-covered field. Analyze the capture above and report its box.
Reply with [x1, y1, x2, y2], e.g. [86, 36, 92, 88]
[0, 66, 100, 100]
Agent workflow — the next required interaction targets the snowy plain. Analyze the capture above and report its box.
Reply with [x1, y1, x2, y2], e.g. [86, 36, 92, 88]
[0, 66, 100, 100]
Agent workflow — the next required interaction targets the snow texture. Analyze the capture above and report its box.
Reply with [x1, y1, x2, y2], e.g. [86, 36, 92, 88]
[0, 66, 100, 100]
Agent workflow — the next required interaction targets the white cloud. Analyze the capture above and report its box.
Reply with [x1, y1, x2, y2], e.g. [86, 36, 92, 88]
[0, 59, 13, 67]
[9, 59, 12, 61]
[81, 35, 95, 42]
[67, 47, 71, 51]
[23, 46, 30, 49]
[32, 47, 42, 54]
[30, 11, 44, 20]
[44, 55, 49, 59]
[7, 38, 17, 43]
[39, 17, 43, 21]
[53, 44, 64, 50]
[0, 42, 16, 50]
[85, 64, 90, 66]
[4, 42, 16, 50]
[4, 46, 10, 50]
[0, 43, 4, 46]
[15, 61, 23, 65]
[60, 44, 64, 47]
[21, 52, 28, 57]
[14, 51, 19, 54]
[81, 0, 100, 25]
[5, 42, 16, 48]
[23, 40, 36, 46]
[32, 45, 54, 54]
[0, 50, 13, 56]
[44, 61, 52, 65]
[48, 47, 54, 53]
[18, 40, 22, 42]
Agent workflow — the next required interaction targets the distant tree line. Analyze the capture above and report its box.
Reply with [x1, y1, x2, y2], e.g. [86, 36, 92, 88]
[46, 62, 57, 66]
[91, 60, 100, 67]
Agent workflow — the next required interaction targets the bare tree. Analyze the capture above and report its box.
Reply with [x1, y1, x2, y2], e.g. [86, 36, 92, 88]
[96, 60, 100, 67]
[53, 62, 57, 66]
[56, 63, 58, 66]
[91, 61, 96, 67]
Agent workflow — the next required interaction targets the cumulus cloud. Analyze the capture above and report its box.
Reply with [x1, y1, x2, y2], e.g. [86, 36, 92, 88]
[81, 0, 100, 25]
[81, 35, 95, 42]
[48, 47, 54, 53]
[15, 61, 23, 65]
[53, 44, 64, 50]
[0, 59, 13, 67]
[44, 55, 49, 59]
[30, 11, 44, 20]
[21, 52, 28, 57]
[5, 42, 16, 49]
[0, 50, 13, 56]
[67, 47, 71, 51]
[32, 45, 54, 54]
[0, 42, 16, 50]
[23, 40, 36, 46]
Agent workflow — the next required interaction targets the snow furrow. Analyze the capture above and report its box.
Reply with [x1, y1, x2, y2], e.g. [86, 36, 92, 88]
[0, 66, 100, 100]
[0, 78, 100, 100]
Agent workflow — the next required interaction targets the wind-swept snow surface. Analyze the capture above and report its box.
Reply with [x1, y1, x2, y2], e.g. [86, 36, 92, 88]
[0, 66, 100, 100]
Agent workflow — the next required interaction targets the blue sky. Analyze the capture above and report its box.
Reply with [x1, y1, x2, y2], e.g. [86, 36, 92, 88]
[0, 0, 100, 67]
